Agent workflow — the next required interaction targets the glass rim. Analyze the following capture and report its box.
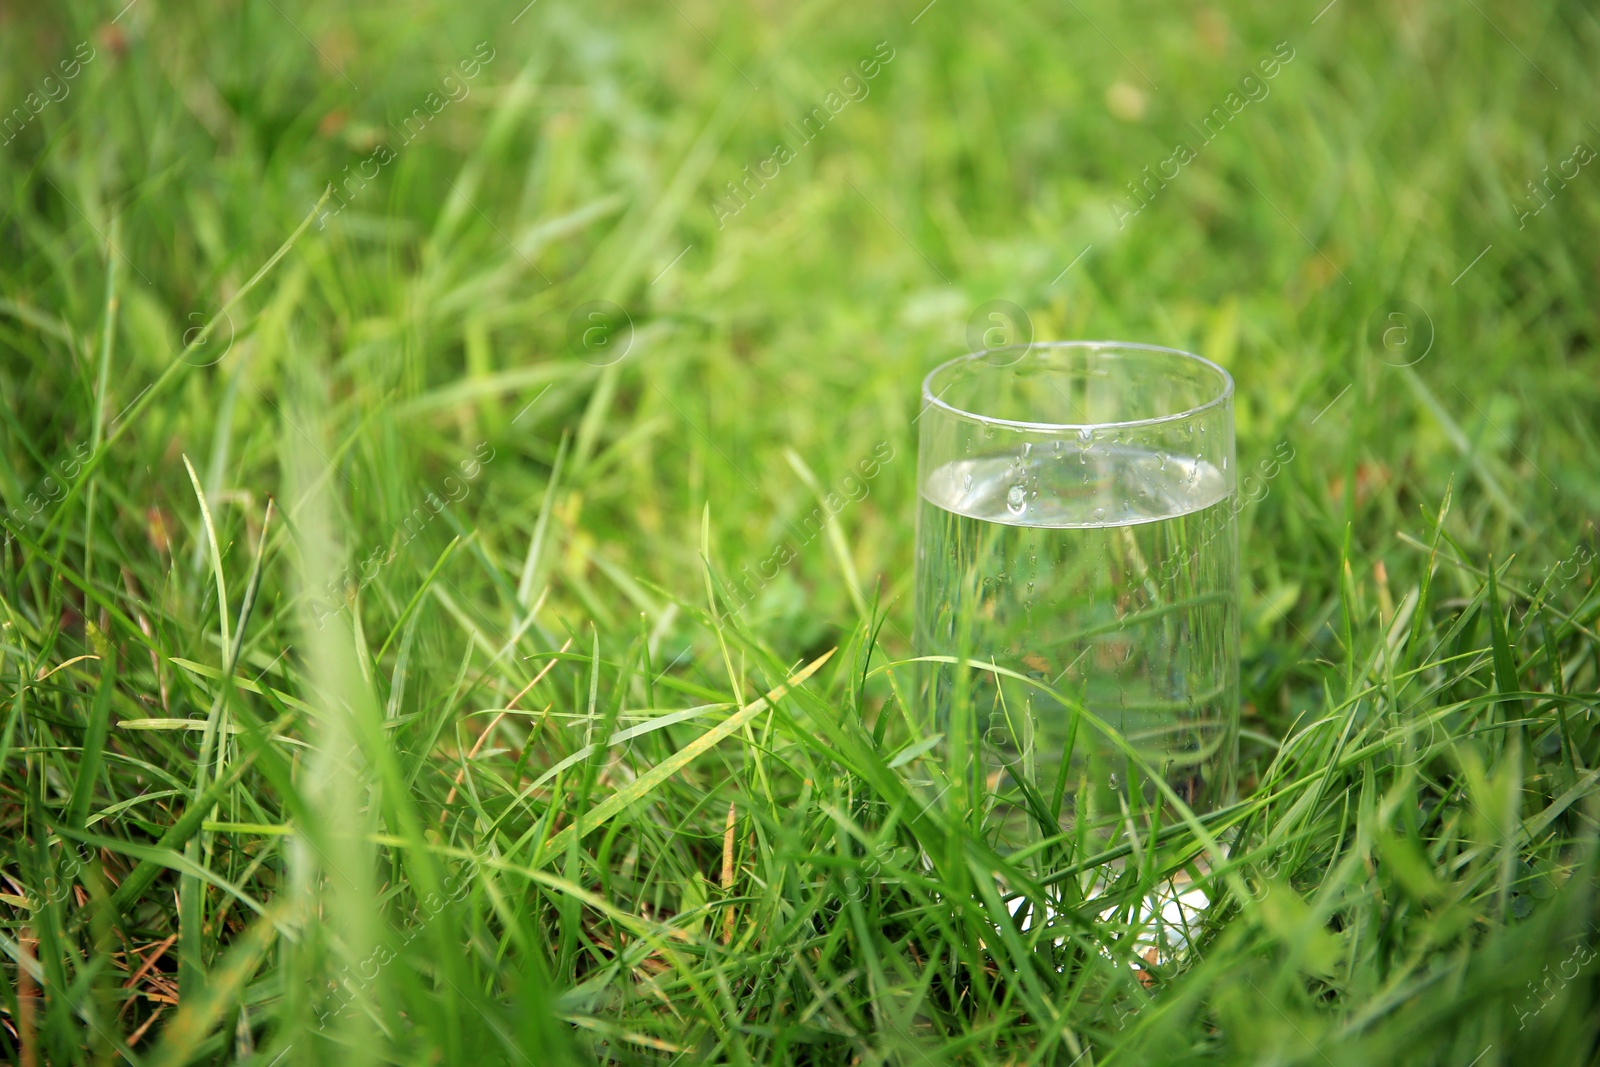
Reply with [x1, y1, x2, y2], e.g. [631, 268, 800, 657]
[920, 340, 1235, 432]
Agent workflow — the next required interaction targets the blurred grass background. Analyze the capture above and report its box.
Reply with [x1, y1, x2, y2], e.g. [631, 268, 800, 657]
[1, 0, 1598, 1062]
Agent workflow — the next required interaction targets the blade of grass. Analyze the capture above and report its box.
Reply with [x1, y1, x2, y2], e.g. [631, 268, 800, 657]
[537, 647, 835, 862]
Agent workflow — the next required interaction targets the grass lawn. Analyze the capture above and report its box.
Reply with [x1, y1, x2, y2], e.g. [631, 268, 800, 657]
[1, 0, 1598, 1062]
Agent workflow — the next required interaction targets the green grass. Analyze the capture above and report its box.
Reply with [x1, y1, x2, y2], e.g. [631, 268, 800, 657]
[1, 0, 1598, 1062]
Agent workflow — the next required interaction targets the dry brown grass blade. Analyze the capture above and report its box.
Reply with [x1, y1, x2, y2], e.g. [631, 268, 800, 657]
[17, 932, 36, 1067]
[441, 637, 573, 819]
[721, 800, 738, 945]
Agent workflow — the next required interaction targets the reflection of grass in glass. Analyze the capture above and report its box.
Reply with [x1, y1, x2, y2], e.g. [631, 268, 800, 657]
[920, 462, 1240, 848]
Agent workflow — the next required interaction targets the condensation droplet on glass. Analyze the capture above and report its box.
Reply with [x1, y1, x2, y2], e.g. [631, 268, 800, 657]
[1076, 426, 1093, 449]
[963, 472, 973, 490]
[1158, 451, 1168, 470]
[1022, 441, 1032, 458]
[1092, 506, 1106, 522]
[1006, 484, 1026, 514]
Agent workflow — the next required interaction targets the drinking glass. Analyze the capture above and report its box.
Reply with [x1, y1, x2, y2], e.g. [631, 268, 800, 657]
[914, 341, 1239, 855]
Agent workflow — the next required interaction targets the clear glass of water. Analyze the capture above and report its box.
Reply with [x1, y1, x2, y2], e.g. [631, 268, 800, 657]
[915, 342, 1238, 858]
